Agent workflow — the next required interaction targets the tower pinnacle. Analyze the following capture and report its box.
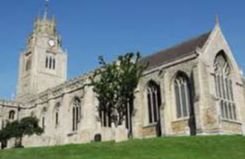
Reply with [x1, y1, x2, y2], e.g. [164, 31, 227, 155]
[43, 0, 49, 20]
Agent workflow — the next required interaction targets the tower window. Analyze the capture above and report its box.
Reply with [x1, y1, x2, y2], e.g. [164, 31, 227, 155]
[45, 55, 56, 70]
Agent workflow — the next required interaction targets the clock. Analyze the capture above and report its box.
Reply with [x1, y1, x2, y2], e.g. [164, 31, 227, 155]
[48, 39, 55, 47]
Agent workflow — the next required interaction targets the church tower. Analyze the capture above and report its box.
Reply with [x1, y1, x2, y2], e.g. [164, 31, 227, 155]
[16, 3, 67, 101]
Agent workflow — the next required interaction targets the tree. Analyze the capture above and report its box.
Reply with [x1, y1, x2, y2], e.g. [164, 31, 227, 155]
[89, 52, 147, 127]
[0, 116, 43, 148]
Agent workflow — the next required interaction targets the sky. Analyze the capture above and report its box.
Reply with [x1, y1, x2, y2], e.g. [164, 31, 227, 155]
[0, 0, 244, 99]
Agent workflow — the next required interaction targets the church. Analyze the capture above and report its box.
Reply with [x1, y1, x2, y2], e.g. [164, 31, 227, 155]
[0, 5, 245, 148]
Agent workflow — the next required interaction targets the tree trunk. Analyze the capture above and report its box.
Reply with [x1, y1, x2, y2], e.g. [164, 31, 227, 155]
[15, 136, 23, 148]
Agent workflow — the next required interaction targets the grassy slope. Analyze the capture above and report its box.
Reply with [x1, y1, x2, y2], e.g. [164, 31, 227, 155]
[0, 136, 245, 159]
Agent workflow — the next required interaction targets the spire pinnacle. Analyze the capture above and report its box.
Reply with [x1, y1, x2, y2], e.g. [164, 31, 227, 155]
[43, 0, 49, 20]
[215, 14, 220, 26]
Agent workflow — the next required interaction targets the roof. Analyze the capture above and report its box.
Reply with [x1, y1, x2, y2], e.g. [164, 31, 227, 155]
[140, 31, 211, 70]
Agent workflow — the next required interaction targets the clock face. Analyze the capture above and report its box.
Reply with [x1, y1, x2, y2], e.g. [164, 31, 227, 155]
[48, 39, 55, 47]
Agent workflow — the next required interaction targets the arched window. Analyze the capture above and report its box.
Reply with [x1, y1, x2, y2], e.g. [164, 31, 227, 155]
[9, 110, 15, 120]
[72, 97, 81, 131]
[214, 52, 236, 120]
[147, 81, 161, 124]
[174, 73, 191, 118]
[54, 103, 60, 128]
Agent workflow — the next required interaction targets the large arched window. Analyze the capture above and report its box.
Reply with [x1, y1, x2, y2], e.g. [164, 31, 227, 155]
[214, 52, 236, 120]
[72, 97, 81, 131]
[174, 73, 191, 118]
[147, 81, 161, 124]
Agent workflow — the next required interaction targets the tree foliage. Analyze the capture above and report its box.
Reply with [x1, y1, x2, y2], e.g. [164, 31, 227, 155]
[0, 116, 43, 148]
[89, 52, 148, 126]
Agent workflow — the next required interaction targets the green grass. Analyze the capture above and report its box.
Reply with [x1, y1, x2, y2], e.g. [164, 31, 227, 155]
[0, 136, 245, 159]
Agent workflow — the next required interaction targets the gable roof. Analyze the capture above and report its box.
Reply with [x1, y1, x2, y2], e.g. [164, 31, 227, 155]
[140, 31, 211, 70]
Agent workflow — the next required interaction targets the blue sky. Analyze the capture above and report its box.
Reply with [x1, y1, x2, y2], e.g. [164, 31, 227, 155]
[0, 0, 244, 99]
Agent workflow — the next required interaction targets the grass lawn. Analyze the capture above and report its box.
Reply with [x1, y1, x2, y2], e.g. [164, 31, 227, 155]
[0, 135, 245, 159]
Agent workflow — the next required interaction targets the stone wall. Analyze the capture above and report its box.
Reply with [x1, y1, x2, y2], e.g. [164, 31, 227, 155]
[142, 125, 157, 137]
[171, 120, 189, 135]
[221, 120, 242, 134]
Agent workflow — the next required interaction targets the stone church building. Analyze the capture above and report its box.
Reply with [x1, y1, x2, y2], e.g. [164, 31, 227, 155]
[0, 9, 245, 148]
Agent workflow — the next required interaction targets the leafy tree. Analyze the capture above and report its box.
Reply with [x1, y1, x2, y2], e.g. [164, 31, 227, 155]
[0, 116, 43, 148]
[89, 52, 147, 127]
